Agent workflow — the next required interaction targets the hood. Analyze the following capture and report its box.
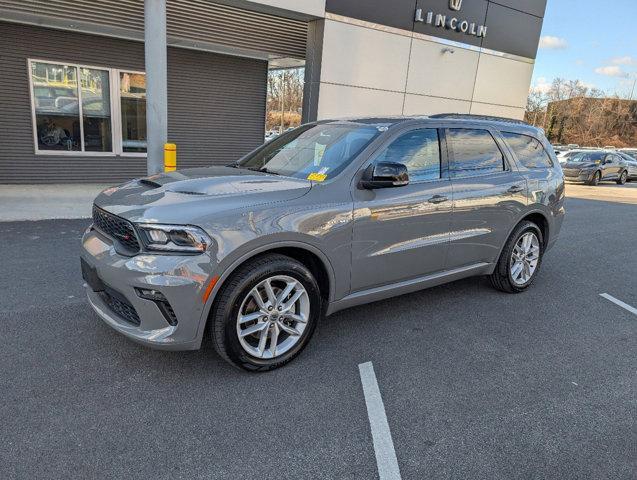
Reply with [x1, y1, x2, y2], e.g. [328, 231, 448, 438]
[94, 166, 312, 224]
[563, 161, 598, 169]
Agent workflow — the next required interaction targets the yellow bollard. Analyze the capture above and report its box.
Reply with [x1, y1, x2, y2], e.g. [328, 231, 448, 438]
[164, 143, 177, 172]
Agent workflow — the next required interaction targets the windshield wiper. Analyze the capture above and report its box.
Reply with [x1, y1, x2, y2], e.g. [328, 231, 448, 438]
[259, 167, 280, 176]
[242, 166, 280, 176]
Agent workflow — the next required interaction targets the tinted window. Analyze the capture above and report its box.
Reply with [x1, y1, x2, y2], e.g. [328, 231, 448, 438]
[375, 129, 441, 182]
[502, 132, 553, 169]
[447, 129, 504, 177]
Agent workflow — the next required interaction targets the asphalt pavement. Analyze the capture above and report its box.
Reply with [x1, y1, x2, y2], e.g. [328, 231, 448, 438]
[1, 185, 636, 479]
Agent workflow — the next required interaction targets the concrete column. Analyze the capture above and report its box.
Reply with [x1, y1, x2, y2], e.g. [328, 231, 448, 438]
[301, 19, 325, 123]
[144, 0, 168, 175]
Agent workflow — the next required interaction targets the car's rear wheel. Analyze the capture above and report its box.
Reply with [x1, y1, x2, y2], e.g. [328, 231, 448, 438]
[209, 254, 321, 371]
[589, 171, 601, 186]
[617, 170, 628, 185]
[490, 221, 543, 293]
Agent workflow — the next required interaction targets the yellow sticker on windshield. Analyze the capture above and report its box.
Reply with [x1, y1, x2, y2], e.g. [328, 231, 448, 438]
[307, 172, 327, 182]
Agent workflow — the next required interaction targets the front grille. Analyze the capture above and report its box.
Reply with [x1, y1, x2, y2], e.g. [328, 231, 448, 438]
[92, 205, 141, 254]
[99, 288, 141, 327]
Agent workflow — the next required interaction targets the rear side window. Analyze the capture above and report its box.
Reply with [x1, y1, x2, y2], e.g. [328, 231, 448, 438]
[447, 129, 504, 178]
[375, 129, 441, 182]
[501, 132, 553, 169]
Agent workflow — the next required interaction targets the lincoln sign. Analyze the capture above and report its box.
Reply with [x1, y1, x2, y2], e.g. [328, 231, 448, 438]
[415, 1, 488, 39]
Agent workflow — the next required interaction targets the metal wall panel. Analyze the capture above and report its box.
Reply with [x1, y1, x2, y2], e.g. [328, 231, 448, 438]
[0, 0, 307, 59]
[482, 3, 544, 60]
[490, 0, 546, 18]
[325, 0, 416, 32]
[0, 22, 267, 184]
[325, 0, 547, 59]
[166, 47, 268, 170]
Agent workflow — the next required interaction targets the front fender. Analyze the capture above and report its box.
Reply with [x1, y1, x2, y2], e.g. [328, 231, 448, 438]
[193, 237, 337, 346]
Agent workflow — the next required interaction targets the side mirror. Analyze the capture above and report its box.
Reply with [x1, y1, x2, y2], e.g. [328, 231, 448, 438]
[360, 162, 409, 189]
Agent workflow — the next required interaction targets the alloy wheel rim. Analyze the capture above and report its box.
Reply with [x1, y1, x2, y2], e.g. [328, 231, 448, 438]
[510, 232, 540, 286]
[236, 275, 309, 359]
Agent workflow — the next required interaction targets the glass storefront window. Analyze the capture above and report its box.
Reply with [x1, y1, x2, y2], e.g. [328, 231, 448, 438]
[119, 72, 147, 153]
[29, 60, 146, 155]
[31, 62, 81, 151]
[80, 68, 112, 152]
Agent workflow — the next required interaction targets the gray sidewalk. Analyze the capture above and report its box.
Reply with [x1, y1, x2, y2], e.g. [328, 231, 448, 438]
[0, 184, 110, 221]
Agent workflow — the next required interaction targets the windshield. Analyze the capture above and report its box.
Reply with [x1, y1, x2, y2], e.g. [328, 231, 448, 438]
[569, 152, 603, 163]
[236, 123, 382, 181]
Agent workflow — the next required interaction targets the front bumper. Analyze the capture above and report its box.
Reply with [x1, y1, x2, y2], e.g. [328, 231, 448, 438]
[563, 170, 595, 183]
[81, 227, 215, 350]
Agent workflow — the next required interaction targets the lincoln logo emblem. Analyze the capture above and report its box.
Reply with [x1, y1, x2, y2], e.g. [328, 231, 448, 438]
[415, 0, 487, 38]
[449, 0, 463, 11]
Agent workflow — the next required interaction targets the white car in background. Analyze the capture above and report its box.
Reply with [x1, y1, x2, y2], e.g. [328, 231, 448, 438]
[264, 130, 280, 142]
[557, 149, 586, 164]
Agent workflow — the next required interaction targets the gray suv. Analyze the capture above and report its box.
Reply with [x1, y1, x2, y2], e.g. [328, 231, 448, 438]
[81, 114, 565, 371]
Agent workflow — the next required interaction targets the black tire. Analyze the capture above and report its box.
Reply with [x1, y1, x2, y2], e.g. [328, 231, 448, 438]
[589, 171, 601, 186]
[617, 170, 628, 185]
[489, 221, 544, 294]
[209, 253, 322, 372]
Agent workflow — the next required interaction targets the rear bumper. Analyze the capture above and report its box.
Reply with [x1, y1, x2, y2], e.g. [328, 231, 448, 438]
[81, 227, 216, 350]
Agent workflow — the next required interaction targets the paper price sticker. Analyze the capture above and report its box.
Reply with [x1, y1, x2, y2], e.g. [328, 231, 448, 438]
[307, 172, 327, 182]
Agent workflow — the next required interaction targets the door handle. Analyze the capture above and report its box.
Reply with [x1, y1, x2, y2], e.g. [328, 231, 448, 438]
[507, 185, 524, 194]
[427, 194, 448, 204]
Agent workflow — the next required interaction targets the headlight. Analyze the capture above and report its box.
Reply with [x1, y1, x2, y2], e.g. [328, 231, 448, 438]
[136, 224, 212, 254]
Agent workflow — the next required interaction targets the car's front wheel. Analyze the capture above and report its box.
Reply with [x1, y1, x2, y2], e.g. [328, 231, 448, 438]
[209, 253, 321, 371]
[490, 221, 544, 293]
[589, 171, 601, 186]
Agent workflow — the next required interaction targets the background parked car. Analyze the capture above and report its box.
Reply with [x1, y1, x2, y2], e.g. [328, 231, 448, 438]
[562, 150, 630, 185]
[264, 130, 280, 142]
[617, 152, 637, 181]
[618, 148, 637, 159]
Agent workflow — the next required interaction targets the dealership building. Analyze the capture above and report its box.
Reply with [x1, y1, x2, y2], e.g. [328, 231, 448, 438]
[0, 0, 547, 184]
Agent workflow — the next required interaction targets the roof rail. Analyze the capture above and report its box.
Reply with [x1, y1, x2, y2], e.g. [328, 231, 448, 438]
[428, 113, 530, 126]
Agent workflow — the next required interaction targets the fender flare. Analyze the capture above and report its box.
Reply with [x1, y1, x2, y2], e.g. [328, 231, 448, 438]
[194, 239, 336, 344]
[495, 209, 550, 262]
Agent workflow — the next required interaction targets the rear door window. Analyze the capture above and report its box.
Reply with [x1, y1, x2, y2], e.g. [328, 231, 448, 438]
[501, 132, 553, 168]
[446, 129, 505, 178]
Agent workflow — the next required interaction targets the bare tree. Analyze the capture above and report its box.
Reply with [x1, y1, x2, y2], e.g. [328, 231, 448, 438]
[266, 68, 304, 131]
[525, 77, 637, 146]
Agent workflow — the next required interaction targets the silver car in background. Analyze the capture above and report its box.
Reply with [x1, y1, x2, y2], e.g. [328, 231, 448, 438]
[81, 114, 565, 371]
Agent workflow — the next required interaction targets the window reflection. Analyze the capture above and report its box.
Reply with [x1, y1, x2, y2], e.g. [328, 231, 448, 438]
[447, 129, 504, 177]
[501, 132, 552, 169]
[81, 68, 112, 152]
[376, 129, 441, 181]
[31, 62, 80, 151]
[120, 72, 147, 153]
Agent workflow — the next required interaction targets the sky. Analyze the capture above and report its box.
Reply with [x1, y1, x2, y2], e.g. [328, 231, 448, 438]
[531, 0, 637, 98]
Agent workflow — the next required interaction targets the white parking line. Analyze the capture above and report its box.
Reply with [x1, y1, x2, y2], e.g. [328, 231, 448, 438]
[358, 361, 402, 480]
[600, 293, 637, 316]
